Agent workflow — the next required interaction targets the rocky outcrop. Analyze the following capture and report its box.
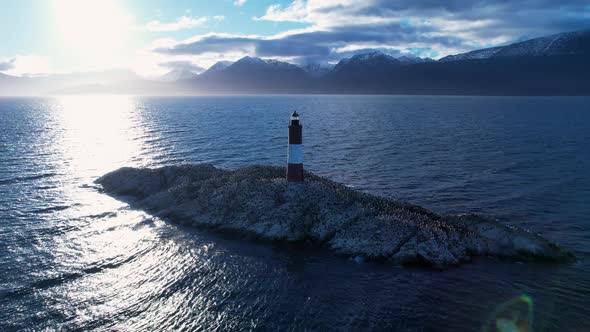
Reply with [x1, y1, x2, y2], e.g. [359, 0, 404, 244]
[96, 165, 574, 268]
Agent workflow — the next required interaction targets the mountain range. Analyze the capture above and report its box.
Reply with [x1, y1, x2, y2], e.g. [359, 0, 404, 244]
[1, 29, 589, 96]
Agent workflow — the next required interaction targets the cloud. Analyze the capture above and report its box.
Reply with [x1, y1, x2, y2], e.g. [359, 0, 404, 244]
[0, 58, 16, 71]
[150, 0, 590, 68]
[257, 0, 308, 22]
[260, 0, 590, 34]
[129, 44, 234, 77]
[0, 55, 51, 76]
[159, 60, 206, 73]
[156, 33, 257, 55]
[154, 24, 464, 63]
[234, 0, 247, 7]
[143, 16, 209, 32]
[253, 0, 590, 56]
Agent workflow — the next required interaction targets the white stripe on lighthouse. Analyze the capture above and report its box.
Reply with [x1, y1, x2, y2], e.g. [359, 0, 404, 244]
[288, 144, 303, 164]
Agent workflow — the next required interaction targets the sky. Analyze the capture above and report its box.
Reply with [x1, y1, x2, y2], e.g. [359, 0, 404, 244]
[0, 0, 589, 77]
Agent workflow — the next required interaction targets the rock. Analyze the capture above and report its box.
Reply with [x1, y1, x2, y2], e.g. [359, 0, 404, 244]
[96, 164, 574, 268]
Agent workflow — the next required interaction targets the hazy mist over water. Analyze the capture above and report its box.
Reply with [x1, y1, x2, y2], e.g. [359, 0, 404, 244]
[1, 95, 589, 330]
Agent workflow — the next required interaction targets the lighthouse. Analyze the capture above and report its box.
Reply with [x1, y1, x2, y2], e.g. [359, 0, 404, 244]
[287, 111, 303, 182]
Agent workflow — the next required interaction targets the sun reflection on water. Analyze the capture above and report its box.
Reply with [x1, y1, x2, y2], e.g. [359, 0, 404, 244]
[54, 95, 146, 179]
[35, 96, 181, 328]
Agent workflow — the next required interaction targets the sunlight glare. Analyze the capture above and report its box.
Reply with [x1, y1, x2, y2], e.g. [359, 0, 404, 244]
[55, 96, 145, 177]
[51, 0, 134, 70]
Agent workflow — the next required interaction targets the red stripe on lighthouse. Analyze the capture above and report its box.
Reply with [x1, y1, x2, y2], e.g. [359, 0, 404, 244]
[287, 111, 303, 183]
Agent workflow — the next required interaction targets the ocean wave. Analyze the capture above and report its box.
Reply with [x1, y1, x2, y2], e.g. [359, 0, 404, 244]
[0, 172, 59, 186]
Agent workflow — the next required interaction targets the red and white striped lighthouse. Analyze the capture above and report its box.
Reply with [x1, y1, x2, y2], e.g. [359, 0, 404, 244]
[287, 111, 303, 182]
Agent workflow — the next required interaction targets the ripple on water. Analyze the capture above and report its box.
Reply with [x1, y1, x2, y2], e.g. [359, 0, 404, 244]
[0, 95, 589, 331]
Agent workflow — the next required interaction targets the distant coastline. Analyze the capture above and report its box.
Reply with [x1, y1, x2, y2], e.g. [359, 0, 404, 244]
[2, 29, 589, 97]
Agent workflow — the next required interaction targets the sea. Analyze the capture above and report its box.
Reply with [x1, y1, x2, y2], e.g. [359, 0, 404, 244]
[1, 95, 589, 331]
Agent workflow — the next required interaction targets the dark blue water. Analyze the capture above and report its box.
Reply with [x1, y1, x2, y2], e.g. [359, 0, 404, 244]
[1, 95, 589, 331]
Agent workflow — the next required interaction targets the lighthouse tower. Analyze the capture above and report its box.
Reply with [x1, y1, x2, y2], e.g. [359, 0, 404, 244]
[287, 111, 303, 182]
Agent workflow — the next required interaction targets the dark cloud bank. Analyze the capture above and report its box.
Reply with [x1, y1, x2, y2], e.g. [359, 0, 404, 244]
[156, 0, 590, 63]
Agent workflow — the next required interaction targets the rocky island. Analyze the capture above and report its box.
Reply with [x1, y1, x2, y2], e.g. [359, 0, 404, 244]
[96, 164, 573, 268]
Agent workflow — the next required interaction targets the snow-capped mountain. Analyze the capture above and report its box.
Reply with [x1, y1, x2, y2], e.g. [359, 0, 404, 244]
[334, 51, 401, 71]
[233, 56, 301, 70]
[300, 63, 334, 77]
[190, 56, 311, 93]
[2, 29, 589, 96]
[439, 47, 504, 62]
[234, 56, 267, 66]
[397, 55, 435, 65]
[204, 61, 233, 74]
[158, 68, 199, 82]
[440, 29, 590, 62]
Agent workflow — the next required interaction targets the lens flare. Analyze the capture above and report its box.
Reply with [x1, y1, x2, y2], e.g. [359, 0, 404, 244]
[483, 295, 533, 332]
